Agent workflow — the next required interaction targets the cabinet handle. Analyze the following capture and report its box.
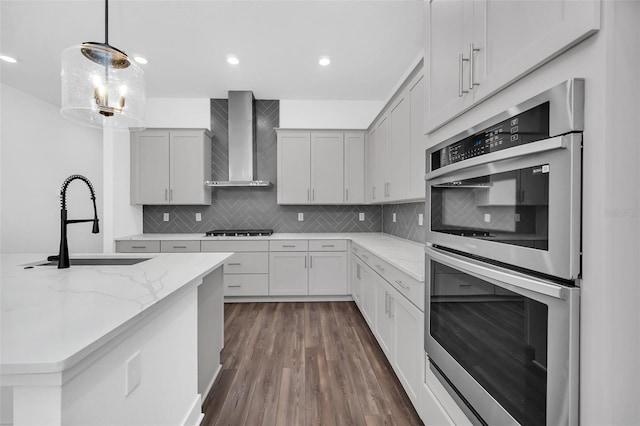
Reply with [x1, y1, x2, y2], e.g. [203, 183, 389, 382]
[305, 256, 308, 269]
[228, 285, 242, 288]
[395, 280, 410, 290]
[469, 43, 480, 90]
[384, 293, 390, 314]
[376, 264, 385, 272]
[322, 244, 335, 248]
[173, 246, 187, 249]
[460, 284, 473, 287]
[131, 246, 147, 249]
[170, 189, 173, 201]
[356, 264, 361, 279]
[346, 188, 349, 201]
[310, 255, 313, 269]
[165, 189, 168, 201]
[458, 52, 469, 97]
[227, 262, 242, 266]
[372, 186, 376, 200]
[389, 297, 394, 318]
[312, 188, 315, 201]
[282, 244, 296, 248]
[362, 254, 369, 260]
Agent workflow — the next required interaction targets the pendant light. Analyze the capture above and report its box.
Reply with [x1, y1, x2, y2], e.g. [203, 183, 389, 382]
[61, 0, 145, 130]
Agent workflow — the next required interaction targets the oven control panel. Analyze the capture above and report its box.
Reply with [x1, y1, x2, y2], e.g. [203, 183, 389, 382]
[432, 102, 550, 171]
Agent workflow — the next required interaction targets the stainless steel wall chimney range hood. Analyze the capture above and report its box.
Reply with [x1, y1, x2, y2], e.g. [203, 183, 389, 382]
[205, 91, 271, 188]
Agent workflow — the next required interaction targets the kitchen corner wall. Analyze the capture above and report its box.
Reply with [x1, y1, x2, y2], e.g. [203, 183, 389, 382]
[382, 202, 425, 243]
[143, 99, 381, 233]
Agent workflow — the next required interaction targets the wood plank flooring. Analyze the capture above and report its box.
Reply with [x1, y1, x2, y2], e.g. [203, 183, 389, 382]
[202, 302, 423, 426]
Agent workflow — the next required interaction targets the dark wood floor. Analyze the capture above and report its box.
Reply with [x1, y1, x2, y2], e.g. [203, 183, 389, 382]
[202, 302, 423, 426]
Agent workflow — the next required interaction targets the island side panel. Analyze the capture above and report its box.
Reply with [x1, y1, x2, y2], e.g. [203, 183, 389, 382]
[59, 288, 200, 426]
[198, 267, 224, 397]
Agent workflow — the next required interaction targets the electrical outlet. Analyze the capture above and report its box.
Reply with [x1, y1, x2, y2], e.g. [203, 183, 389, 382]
[298, 213, 304, 221]
[484, 213, 491, 223]
[418, 213, 424, 226]
[195, 213, 202, 222]
[359, 213, 365, 221]
[125, 351, 141, 396]
[163, 213, 169, 222]
[514, 213, 521, 222]
[392, 213, 397, 223]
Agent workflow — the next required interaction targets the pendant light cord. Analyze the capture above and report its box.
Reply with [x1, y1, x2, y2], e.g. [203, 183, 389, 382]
[104, 0, 109, 44]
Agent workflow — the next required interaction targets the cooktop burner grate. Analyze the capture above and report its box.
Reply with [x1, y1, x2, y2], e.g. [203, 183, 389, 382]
[205, 229, 273, 237]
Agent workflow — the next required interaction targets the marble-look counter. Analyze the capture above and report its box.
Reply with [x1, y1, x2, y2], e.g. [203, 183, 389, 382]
[116, 233, 425, 282]
[1, 252, 232, 375]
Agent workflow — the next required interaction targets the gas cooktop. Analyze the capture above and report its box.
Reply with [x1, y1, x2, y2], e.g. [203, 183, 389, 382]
[204, 229, 273, 237]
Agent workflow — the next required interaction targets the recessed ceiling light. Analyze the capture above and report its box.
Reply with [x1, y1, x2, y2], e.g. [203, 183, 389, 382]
[0, 55, 18, 64]
[227, 56, 239, 65]
[319, 57, 331, 66]
[133, 56, 148, 65]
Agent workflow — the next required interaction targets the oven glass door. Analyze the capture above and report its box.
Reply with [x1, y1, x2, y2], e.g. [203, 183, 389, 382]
[430, 260, 548, 425]
[431, 164, 549, 250]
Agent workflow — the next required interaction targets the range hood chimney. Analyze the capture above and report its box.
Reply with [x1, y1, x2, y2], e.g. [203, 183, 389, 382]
[205, 91, 271, 187]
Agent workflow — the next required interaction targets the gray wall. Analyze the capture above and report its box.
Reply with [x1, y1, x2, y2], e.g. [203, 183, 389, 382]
[143, 99, 382, 233]
[382, 202, 425, 243]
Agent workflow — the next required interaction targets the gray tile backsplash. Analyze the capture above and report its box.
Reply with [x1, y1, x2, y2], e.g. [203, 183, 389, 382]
[143, 99, 382, 234]
[382, 202, 425, 243]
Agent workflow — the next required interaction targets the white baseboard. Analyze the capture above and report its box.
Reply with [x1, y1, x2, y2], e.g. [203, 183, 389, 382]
[202, 364, 222, 402]
[181, 394, 203, 426]
[224, 295, 353, 303]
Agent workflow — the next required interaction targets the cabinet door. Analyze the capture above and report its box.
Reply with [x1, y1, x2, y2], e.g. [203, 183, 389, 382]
[389, 93, 410, 201]
[374, 116, 390, 201]
[473, 0, 600, 102]
[408, 74, 426, 200]
[133, 130, 170, 204]
[269, 252, 308, 296]
[344, 132, 365, 204]
[366, 129, 377, 203]
[374, 276, 393, 358]
[311, 132, 344, 204]
[351, 257, 363, 308]
[392, 289, 424, 410]
[170, 131, 210, 205]
[309, 252, 348, 295]
[360, 263, 376, 326]
[424, 0, 474, 133]
[277, 132, 311, 204]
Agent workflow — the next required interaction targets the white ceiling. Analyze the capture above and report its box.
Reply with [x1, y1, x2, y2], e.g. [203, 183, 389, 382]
[0, 0, 423, 105]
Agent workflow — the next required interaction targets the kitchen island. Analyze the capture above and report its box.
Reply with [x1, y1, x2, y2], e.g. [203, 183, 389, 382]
[0, 252, 232, 426]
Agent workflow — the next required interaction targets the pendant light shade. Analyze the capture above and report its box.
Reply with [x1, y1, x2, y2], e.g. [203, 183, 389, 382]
[60, 1, 145, 130]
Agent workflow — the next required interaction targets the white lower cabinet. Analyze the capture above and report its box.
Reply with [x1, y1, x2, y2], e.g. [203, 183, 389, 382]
[269, 252, 309, 296]
[351, 248, 424, 418]
[308, 252, 348, 295]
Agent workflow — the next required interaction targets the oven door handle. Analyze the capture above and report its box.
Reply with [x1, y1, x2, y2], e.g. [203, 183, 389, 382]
[425, 245, 568, 299]
[425, 134, 573, 181]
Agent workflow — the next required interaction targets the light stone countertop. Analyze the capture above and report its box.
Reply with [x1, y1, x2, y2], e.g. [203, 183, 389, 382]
[116, 232, 426, 282]
[1, 252, 232, 375]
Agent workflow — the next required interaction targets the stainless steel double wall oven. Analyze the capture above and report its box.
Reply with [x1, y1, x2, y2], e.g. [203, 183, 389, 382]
[424, 79, 583, 425]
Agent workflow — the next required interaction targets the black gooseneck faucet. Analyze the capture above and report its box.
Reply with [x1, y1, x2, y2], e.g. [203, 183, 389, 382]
[58, 175, 100, 269]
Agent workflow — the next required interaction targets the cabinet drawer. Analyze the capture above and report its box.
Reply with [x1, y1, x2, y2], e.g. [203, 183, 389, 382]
[352, 244, 374, 263]
[116, 240, 160, 253]
[201, 240, 269, 252]
[224, 253, 269, 274]
[386, 267, 424, 312]
[269, 240, 309, 251]
[160, 240, 201, 253]
[308, 240, 347, 251]
[224, 274, 269, 296]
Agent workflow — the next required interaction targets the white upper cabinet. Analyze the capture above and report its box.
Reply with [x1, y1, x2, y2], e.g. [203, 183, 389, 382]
[408, 74, 426, 200]
[388, 91, 410, 202]
[131, 129, 212, 205]
[365, 128, 376, 203]
[344, 132, 365, 204]
[425, 0, 600, 133]
[373, 116, 389, 202]
[311, 132, 344, 204]
[277, 130, 365, 205]
[277, 132, 311, 204]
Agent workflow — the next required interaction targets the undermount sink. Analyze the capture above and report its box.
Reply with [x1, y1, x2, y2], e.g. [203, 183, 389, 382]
[35, 258, 150, 266]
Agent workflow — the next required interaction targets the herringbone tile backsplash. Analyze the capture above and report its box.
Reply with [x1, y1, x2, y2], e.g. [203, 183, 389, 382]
[382, 202, 425, 243]
[143, 99, 382, 234]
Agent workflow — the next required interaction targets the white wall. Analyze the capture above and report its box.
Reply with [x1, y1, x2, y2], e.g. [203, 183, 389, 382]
[426, 2, 640, 424]
[145, 98, 211, 129]
[279, 100, 384, 129]
[0, 84, 103, 254]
